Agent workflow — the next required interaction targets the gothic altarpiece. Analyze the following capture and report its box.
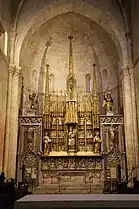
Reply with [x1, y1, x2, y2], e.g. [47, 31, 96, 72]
[17, 36, 125, 193]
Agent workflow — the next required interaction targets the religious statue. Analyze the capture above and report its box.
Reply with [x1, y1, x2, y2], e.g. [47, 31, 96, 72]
[29, 92, 38, 111]
[43, 131, 52, 154]
[68, 127, 76, 151]
[109, 125, 116, 150]
[103, 93, 113, 115]
[93, 130, 102, 154]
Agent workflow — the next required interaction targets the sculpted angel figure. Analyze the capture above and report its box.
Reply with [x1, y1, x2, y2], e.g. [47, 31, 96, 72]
[29, 93, 38, 110]
[103, 93, 113, 114]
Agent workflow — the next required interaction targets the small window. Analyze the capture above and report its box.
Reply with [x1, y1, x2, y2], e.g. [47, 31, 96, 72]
[103, 69, 108, 91]
[0, 23, 5, 54]
[85, 74, 91, 93]
[4, 31, 8, 56]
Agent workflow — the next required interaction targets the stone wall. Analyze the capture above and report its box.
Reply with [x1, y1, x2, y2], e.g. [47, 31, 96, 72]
[0, 49, 8, 171]
[0, 0, 11, 173]
[134, 62, 139, 130]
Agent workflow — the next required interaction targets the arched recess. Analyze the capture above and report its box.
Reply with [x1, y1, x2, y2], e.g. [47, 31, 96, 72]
[12, 0, 128, 67]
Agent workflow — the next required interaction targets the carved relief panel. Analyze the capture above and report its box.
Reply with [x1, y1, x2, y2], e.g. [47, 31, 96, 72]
[42, 157, 103, 171]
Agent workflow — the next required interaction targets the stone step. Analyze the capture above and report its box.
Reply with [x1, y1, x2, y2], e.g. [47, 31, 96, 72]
[34, 184, 103, 194]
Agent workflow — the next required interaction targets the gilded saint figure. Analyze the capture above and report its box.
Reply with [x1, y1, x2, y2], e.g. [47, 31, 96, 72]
[93, 130, 102, 154]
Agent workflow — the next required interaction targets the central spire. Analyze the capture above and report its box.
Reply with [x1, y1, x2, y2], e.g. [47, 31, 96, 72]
[68, 35, 74, 75]
[66, 35, 76, 99]
[65, 35, 78, 125]
[92, 63, 97, 98]
[92, 63, 99, 129]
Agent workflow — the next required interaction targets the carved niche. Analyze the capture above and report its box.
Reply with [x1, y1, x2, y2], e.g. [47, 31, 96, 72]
[23, 126, 39, 151]
[103, 125, 119, 152]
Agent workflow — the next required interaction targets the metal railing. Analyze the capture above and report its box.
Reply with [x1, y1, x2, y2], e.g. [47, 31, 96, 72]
[121, 166, 136, 186]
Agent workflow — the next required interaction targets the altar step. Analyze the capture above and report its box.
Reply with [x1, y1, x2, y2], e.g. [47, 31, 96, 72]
[34, 184, 103, 194]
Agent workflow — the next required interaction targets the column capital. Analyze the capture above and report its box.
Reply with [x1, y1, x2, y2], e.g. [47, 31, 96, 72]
[125, 32, 132, 41]
[9, 64, 16, 74]
[120, 65, 129, 77]
[9, 64, 21, 76]
[13, 66, 21, 77]
[129, 67, 135, 76]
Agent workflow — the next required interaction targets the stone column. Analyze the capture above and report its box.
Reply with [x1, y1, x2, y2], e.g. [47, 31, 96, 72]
[125, 31, 139, 178]
[3, 65, 15, 176]
[7, 66, 20, 178]
[129, 67, 139, 178]
[121, 66, 135, 176]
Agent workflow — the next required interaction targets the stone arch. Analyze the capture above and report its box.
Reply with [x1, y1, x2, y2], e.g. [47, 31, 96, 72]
[12, 0, 128, 67]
